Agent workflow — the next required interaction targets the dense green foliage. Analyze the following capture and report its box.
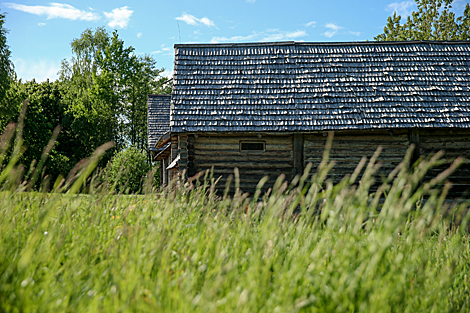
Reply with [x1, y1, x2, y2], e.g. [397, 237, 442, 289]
[375, 0, 470, 41]
[7, 80, 76, 178]
[1, 127, 470, 312]
[106, 146, 153, 194]
[0, 10, 14, 129]
[0, 24, 170, 189]
[59, 27, 172, 153]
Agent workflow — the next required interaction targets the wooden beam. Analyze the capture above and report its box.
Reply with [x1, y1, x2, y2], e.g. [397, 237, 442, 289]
[410, 129, 420, 164]
[160, 160, 164, 187]
[178, 135, 188, 179]
[293, 133, 304, 176]
[187, 135, 196, 177]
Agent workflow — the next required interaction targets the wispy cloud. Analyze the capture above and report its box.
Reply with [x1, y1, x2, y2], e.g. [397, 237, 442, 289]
[5, 3, 133, 28]
[176, 13, 215, 27]
[349, 31, 361, 36]
[304, 21, 316, 27]
[387, 1, 415, 17]
[323, 23, 342, 38]
[137, 32, 142, 38]
[104, 6, 132, 28]
[246, 0, 256, 3]
[14, 58, 60, 82]
[211, 33, 257, 42]
[211, 29, 307, 43]
[38, 22, 46, 26]
[4, 2, 100, 21]
[152, 46, 172, 55]
[262, 30, 307, 41]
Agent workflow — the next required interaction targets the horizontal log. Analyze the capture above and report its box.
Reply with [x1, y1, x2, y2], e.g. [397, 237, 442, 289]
[196, 136, 293, 145]
[195, 150, 292, 158]
[195, 154, 293, 162]
[194, 143, 293, 151]
[420, 135, 470, 144]
[304, 134, 409, 142]
[194, 161, 293, 169]
[419, 129, 470, 136]
[194, 167, 295, 177]
[304, 155, 405, 161]
[420, 150, 470, 159]
[304, 142, 409, 151]
[304, 149, 408, 157]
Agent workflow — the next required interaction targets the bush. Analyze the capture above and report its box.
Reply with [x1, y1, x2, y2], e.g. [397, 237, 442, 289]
[106, 146, 151, 193]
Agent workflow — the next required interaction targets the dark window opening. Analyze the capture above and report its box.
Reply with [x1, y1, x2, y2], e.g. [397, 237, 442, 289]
[240, 141, 265, 152]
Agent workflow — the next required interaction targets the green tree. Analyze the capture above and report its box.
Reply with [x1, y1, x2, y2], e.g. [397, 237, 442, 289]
[59, 27, 171, 160]
[106, 146, 152, 193]
[8, 80, 75, 180]
[0, 11, 15, 131]
[375, 0, 470, 41]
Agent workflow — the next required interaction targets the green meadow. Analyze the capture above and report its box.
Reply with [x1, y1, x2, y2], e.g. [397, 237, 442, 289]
[1, 131, 470, 312]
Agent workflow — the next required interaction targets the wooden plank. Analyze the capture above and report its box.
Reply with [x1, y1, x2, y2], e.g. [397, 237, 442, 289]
[196, 136, 293, 144]
[195, 150, 292, 157]
[194, 161, 293, 169]
[410, 129, 420, 164]
[178, 135, 188, 179]
[419, 129, 470, 136]
[304, 134, 409, 142]
[194, 143, 293, 151]
[194, 167, 294, 176]
[194, 154, 293, 162]
[420, 135, 470, 144]
[293, 134, 303, 176]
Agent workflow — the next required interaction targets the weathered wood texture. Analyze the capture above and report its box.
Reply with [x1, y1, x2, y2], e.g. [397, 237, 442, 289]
[169, 135, 179, 181]
[178, 135, 188, 179]
[293, 134, 304, 176]
[304, 130, 409, 189]
[193, 134, 294, 194]
[419, 129, 470, 198]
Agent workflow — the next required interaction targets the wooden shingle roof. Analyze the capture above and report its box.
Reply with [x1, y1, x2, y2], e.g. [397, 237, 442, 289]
[148, 94, 170, 151]
[170, 41, 470, 132]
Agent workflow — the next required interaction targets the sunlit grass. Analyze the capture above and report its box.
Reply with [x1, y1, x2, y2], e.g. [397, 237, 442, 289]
[1, 122, 470, 312]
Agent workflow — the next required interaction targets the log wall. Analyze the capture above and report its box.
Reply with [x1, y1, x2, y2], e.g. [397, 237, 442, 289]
[193, 134, 294, 195]
[304, 130, 409, 188]
[167, 129, 470, 198]
[420, 130, 470, 198]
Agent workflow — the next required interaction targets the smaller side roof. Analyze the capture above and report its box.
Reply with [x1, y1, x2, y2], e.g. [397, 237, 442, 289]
[148, 94, 171, 151]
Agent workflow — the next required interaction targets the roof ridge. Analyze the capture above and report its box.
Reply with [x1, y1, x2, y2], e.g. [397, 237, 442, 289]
[174, 40, 470, 48]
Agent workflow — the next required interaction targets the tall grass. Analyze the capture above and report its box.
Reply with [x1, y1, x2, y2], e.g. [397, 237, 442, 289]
[1, 124, 470, 312]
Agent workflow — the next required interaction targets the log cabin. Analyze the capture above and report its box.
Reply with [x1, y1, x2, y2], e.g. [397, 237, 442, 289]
[148, 41, 470, 197]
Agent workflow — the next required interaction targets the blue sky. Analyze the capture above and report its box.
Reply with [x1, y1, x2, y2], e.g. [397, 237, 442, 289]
[1, 0, 469, 82]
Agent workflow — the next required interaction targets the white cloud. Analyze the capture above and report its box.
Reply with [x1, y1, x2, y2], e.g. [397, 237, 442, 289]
[104, 6, 133, 28]
[246, 0, 256, 3]
[211, 29, 307, 43]
[38, 22, 46, 26]
[387, 1, 415, 17]
[211, 33, 257, 43]
[162, 69, 174, 79]
[14, 58, 60, 82]
[4, 2, 100, 21]
[323, 23, 342, 38]
[262, 30, 307, 41]
[137, 32, 142, 38]
[176, 13, 215, 27]
[349, 31, 361, 36]
[305, 21, 316, 27]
